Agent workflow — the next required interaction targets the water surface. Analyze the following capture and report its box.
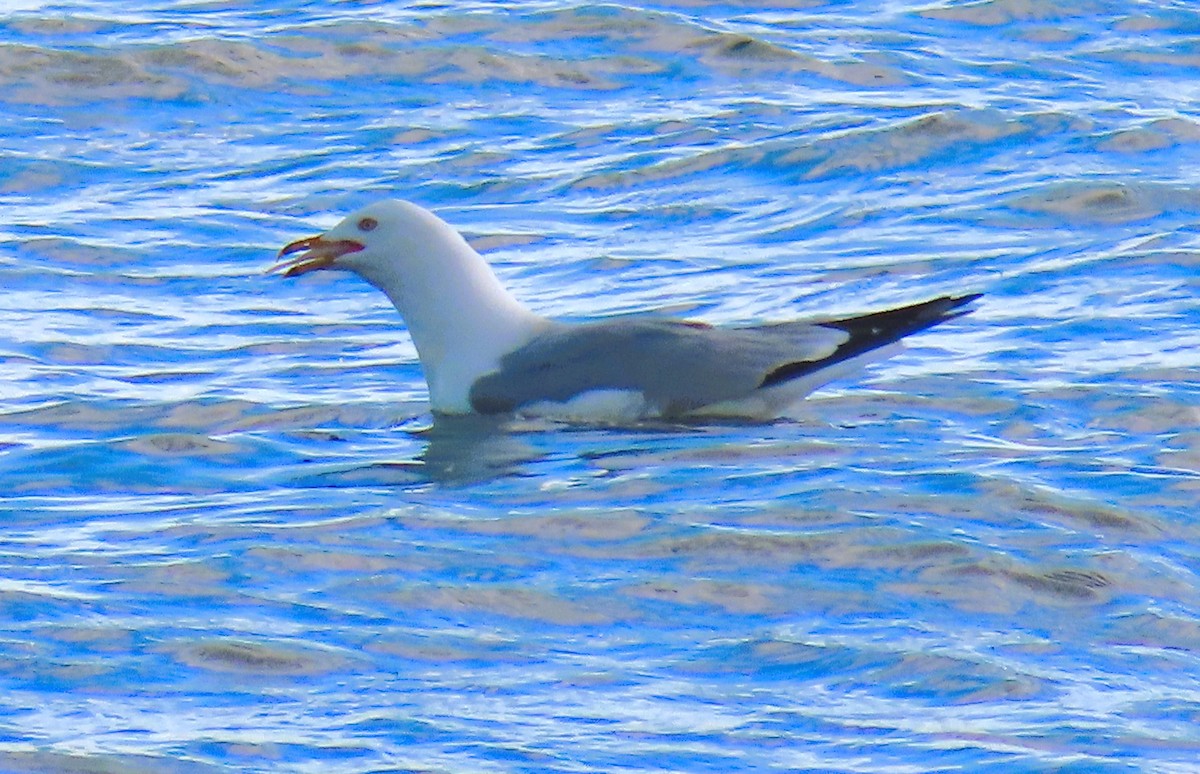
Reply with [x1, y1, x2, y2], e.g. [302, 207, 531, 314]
[1, 1, 1199, 771]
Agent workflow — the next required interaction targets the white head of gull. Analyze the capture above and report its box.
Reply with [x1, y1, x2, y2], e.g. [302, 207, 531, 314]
[274, 199, 548, 413]
[274, 199, 980, 422]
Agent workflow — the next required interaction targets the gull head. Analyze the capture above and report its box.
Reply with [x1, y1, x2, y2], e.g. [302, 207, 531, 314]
[269, 198, 544, 414]
[272, 199, 448, 279]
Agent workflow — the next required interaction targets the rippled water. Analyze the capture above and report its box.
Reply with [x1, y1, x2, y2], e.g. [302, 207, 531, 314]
[2, 1, 1199, 771]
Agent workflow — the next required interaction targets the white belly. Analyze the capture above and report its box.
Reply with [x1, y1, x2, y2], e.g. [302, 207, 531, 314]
[520, 389, 653, 423]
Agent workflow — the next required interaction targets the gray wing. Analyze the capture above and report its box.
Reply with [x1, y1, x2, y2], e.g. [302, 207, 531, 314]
[467, 294, 981, 416]
[467, 318, 848, 415]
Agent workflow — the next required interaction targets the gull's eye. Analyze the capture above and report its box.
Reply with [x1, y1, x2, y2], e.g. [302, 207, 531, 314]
[358, 217, 378, 232]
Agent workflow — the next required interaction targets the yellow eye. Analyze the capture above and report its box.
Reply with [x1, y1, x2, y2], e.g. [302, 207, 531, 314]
[358, 217, 378, 232]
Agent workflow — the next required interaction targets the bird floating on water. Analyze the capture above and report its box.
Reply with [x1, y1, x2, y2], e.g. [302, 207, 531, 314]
[273, 199, 979, 422]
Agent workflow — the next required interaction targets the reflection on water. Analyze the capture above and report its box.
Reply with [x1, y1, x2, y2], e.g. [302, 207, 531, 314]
[290, 415, 544, 487]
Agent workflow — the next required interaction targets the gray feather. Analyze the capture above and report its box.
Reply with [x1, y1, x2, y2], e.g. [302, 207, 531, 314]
[468, 318, 848, 416]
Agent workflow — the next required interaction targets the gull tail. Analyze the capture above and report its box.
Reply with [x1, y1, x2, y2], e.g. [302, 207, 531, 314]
[760, 293, 982, 389]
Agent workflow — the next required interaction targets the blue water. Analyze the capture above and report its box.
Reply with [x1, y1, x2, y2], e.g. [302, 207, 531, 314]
[2, 1, 1199, 771]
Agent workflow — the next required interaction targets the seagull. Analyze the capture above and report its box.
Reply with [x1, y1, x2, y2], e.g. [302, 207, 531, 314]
[273, 199, 979, 421]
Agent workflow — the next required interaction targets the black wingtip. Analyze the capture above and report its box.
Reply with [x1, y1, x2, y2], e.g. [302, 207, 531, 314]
[819, 292, 982, 343]
[948, 291, 984, 306]
[943, 291, 984, 313]
[922, 292, 983, 324]
[759, 292, 982, 389]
